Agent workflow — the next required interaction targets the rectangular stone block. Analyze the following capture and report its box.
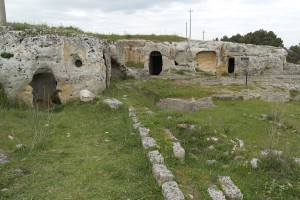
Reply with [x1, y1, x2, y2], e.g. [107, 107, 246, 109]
[148, 150, 164, 164]
[152, 164, 174, 186]
[162, 181, 185, 200]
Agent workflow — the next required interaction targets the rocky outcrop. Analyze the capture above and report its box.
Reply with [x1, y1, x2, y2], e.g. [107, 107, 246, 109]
[0, 26, 111, 106]
[110, 39, 287, 77]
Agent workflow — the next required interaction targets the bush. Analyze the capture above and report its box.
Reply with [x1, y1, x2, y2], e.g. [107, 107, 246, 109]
[1, 52, 14, 59]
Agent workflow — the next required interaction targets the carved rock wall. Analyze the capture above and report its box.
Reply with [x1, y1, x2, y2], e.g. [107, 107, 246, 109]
[111, 40, 287, 76]
[0, 27, 111, 105]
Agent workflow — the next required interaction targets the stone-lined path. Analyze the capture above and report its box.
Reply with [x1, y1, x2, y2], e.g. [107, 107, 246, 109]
[129, 107, 185, 200]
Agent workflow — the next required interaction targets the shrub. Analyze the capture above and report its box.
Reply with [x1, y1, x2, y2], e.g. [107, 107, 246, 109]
[290, 89, 300, 98]
[1, 52, 14, 59]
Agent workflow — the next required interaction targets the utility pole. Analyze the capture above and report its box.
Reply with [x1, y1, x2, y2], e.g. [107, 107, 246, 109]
[0, 0, 6, 24]
[186, 22, 187, 39]
[188, 8, 193, 40]
[203, 30, 205, 41]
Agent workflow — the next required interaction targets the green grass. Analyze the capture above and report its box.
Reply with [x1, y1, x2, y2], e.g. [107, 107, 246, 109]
[0, 89, 162, 199]
[126, 61, 144, 69]
[1, 79, 300, 199]
[4, 22, 186, 43]
[107, 79, 300, 199]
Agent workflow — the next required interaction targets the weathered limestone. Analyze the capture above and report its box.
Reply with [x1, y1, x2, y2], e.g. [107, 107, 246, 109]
[148, 150, 164, 165]
[0, 154, 9, 164]
[162, 181, 185, 200]
[141, 137, 159, 150]
[157, 97, 216, 112]
[173, 142, 185, 161]
[110, 39, 287, 76]
[164, 128, 178, 141]
[261, 150, 283, 157]
[103, 98, 123, 108]
[0, 26, 111, 105]
[138, 127, 150, 138]
[80, 89, 96, 102]
[250, 158, 260, 169]
[208, 186, 226, 200]
[152, 164, 174, 186]
[219, 176, 243, 200]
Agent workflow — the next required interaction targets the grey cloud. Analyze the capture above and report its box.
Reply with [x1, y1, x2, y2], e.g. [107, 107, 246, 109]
[11, 0, 200, 13]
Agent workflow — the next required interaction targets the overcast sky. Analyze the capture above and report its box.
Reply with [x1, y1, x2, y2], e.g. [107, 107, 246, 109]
[5, 0, 300, 47]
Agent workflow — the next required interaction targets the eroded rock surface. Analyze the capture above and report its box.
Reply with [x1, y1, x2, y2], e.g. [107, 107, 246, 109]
[0, 26, 111, 105]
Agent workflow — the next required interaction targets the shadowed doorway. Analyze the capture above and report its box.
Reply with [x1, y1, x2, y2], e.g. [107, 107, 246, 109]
[29, 71, 61, 110]
[149, 51, 162, 75]
[228, 58, 235, 73]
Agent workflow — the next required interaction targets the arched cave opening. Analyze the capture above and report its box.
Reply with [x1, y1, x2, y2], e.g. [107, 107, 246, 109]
[29, 71, 61, 110]
[149, 51, 162, 75]
[228, 58, 235, 74]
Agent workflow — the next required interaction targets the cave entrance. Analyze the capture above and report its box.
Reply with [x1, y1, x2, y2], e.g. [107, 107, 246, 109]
[228, 58, 235, 73]
[29, 70, 61, 110]
[149, 51, 162, 75]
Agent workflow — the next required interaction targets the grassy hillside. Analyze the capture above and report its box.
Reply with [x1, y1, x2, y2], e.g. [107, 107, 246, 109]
[1, 79, 300, 199]
[4, 22, 187, 43]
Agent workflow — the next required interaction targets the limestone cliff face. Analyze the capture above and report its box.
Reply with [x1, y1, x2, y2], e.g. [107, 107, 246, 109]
[0, 27, 111, 106]
[0, 26, 289, 105]
[111, 40, 287, 76]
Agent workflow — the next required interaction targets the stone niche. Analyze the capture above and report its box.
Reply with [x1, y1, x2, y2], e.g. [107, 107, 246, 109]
[0, 26, 111, 107]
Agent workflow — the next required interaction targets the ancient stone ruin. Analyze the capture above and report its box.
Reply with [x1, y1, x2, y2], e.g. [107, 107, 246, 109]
[1, 26, 298, 107]
[111, 39, 288, 77]
[0, 26, 111, 109]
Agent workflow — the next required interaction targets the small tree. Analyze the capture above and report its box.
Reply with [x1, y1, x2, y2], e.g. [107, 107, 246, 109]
[287, 44, 300, 64]
[221, 29, 284, 47]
